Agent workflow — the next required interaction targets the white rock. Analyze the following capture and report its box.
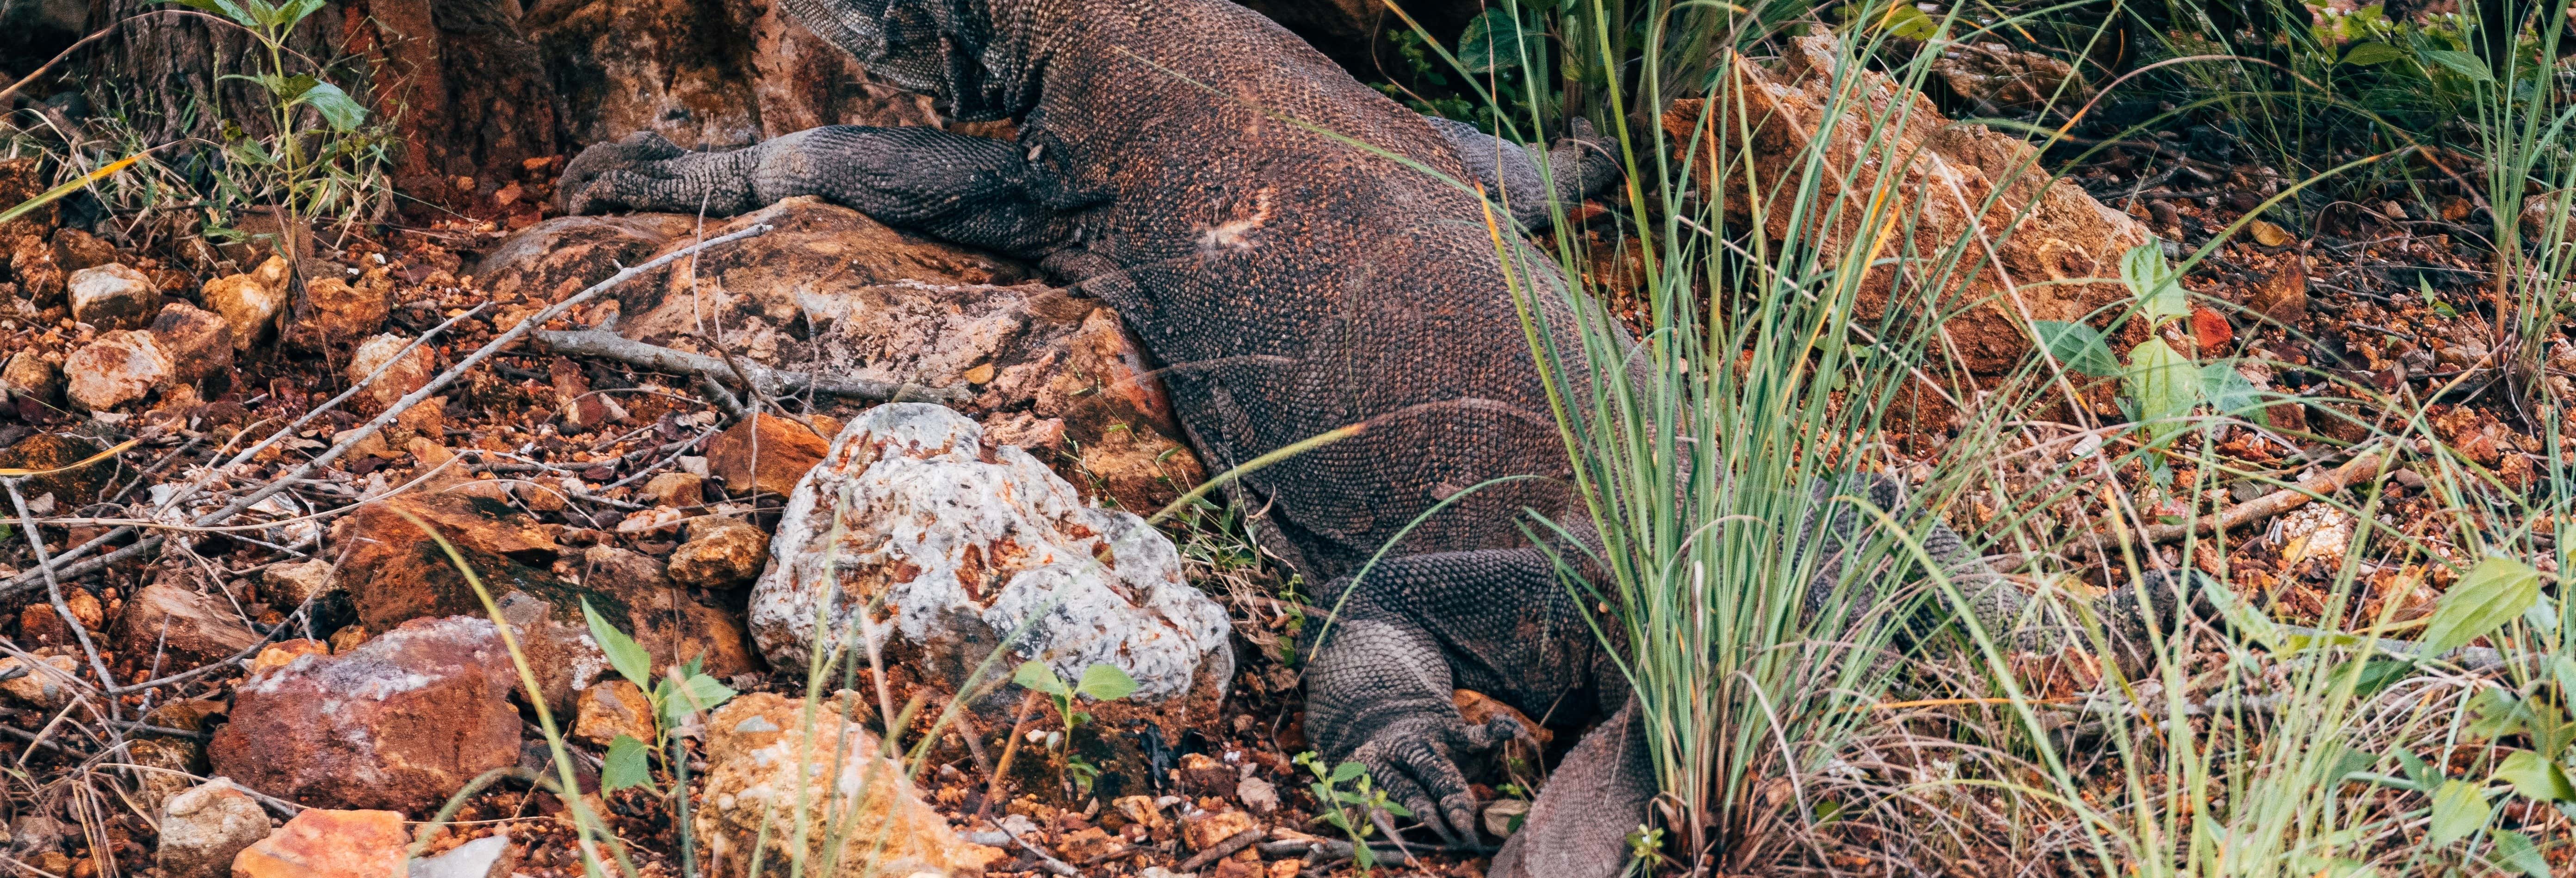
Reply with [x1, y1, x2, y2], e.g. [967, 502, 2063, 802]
[62, 329, 172, 410]
[67, 263, 156, 330]
[155, 778, 271, 878]
[750, 403, 1229, 703]
[407, 834, 514, 878]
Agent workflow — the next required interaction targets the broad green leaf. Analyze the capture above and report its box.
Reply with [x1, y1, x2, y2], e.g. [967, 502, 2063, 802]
[663, 673, 737, 724]
[2122, 242, 2186, 325]
[2493, 750, 2576, 802]
[278, 74, 319, 100]
[1076, 664, 1138, 702]
[2199, 362, 2266, 420]
[1843, 2, 1940, 40]
[2341, 41, 2410, 66]
[2396, 748, 2440, 792]
[2554, 655, 2576, 699]
[1013, 660, 1071, 698]
[2490, 829, 2552, 878]
[2421, 556, 2542, 654]
[1331, 761, 1366, 783]
[2428, 779, 2491, 845]
[2523, 593, 2559, 635]
[1379, 798, 1414, 817]
[1456, 8, 1530, 74]
[2469, 688, 2529, 739]
[2031, 320, 2121, 377]
[2421, 49, 2496, 83]
[2123, 338, 2201, 438]
[601, 734, 652, 792]
[581, 598, 652, 687]
[296, 82, 369, 132]
[160, 0, 260, 28]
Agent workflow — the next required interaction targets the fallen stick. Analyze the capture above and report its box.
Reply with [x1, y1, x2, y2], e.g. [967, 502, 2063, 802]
[535, 329, 966, 404]
[0, 224, 773, 598]
[1176, 827, 1266, 871]
[2066, 447, 2390, 562]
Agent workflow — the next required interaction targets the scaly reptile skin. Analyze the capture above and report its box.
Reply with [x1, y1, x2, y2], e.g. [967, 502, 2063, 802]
[554, 1, 2041, 872]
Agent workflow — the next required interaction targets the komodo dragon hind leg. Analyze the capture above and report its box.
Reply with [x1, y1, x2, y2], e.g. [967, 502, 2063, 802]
[560, 125, 1074, 257]
[1489, 699, 1655, 878]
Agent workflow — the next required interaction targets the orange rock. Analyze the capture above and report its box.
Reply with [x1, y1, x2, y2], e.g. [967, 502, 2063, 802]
[706, 414, 836, 498]
[229, 809, 405, 878]
[570, 679, 656, 748]
[696, 693, 1007, 878]
[1181, 808, 1261, 852]
[248, 639, 329, 675]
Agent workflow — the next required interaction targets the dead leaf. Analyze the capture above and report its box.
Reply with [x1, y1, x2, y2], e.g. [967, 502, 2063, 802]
[2249, 219, 2294, 247]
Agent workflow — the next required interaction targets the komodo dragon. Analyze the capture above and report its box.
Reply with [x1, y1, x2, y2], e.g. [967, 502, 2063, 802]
[553, 0, 2047, 873]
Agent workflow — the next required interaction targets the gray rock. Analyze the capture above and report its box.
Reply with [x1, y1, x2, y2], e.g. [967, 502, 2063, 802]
[157, 778, 272, 878]
[67, 263, 156, 330]
[749, 404, 1229, 704]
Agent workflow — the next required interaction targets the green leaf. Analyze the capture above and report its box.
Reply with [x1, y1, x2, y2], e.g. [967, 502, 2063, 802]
[2396, 748, 2440, 792]
[1013, 660, 1071, 698]
[2469, 688, 2530, 739]
[1379, 798, 1414, 817]
[2199, 362, 2266, 420]
[581, 598, 653, 687]
[159, 0, 260, 28]
[2123, 338, 2202, 438]
[276, 74, 319, 100]
[2421, 49, 2496, 83]
[2493, 750, 2576, 802]
[1331, 761, 1366, 783]
[2428, 779, 2492, 845]
[2032, 320, 2121, 377]
[1075, 664, 1138, 702]
[1456, 8, 1530, 74]
[601, 734, 652, 792]
[2490, 829, 2552, 878]
[2421, 556, 2543, 654]
[662, 673, 737, 724]
[2341, 41, 2410, 66]
[294, 82, 368, 132]
[2122, 242, 2187, 325]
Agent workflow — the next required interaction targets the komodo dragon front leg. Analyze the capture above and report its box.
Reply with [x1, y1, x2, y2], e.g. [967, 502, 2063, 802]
[557, 126, 1075, 257]
[557, 117, 1616, 243]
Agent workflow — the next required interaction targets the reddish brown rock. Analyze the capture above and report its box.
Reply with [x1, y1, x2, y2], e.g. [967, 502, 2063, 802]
[63, 329, 172, 410]
[50, 229, 119, 274]
[209, 616, 523, 814]
[248, 640, 331, 674]
[150, 302, 236, 387]
[115, 581, 261, 668]
[522, 0, 936, 153]
[1, 350, 62, 404]
[229, 808, 406, 878]
[706, 413, 834, 498]
[299, 271, 394, 344]
[467, 214, 696, 304]
[665, 516, 768, 589]
[8, 233, 66, 305]
[1667, 34, 2153, 373]
[329, 494, 760, 699]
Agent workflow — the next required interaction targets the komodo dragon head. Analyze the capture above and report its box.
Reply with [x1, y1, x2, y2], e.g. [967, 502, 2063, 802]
[775, 0, 1040, 122]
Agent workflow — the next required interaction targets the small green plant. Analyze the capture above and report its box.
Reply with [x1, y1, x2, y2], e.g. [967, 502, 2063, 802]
[1012, 659, 1137, 797]
[1294, 751, 1410, 876]
[2031, 241, 2266, 481]
[582, 598, 739, 794]
[153, 0, 388, 236]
